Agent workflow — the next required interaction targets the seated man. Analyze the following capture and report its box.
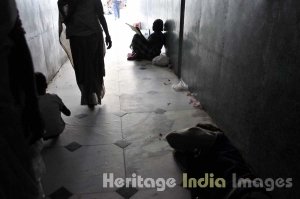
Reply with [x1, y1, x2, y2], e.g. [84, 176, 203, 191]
[128, 19, 165, 61]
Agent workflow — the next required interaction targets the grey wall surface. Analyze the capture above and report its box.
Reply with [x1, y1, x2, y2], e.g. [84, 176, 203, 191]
[181, 0, 299, 198]
[136, 0, 300, 198]
[16, 0, 67, 81]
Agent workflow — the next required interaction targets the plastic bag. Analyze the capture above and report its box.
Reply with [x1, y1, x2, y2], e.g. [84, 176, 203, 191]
[152, 54, 169, 66]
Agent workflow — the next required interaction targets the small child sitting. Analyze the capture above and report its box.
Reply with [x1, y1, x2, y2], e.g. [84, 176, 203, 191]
[35, 72, 71, 140]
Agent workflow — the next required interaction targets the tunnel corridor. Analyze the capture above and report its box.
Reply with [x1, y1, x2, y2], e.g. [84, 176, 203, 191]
[41, 12, 213, 198]
[1, 0, 299, 198]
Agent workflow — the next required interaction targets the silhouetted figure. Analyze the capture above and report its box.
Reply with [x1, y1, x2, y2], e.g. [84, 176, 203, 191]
[35, 72, 71, 140]
[0, 0, 45, 198]
[163, 20, 178, 65]
[58, 0, 112, 107]
[128, 19, 165, 61]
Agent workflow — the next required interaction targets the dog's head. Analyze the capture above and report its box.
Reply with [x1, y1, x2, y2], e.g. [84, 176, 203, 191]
[166, 126, 219, 153]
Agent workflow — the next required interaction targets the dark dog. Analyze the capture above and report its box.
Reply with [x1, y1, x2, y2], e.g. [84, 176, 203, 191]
[166, 123, 271, 199]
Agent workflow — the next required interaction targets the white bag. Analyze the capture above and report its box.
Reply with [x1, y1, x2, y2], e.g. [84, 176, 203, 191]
[152, 54, 169, 66]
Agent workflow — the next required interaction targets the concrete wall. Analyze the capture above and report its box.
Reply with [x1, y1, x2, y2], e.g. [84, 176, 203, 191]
[16, 0, 67, 81]
[182, 1, 300, 198]
[136, 0, 300, 198]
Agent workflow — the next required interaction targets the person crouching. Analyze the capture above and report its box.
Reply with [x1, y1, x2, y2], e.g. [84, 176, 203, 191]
[35, 72, 71, 140]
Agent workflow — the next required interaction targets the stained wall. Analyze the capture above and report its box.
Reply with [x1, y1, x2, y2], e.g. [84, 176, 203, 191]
[16, 0, 67, 81]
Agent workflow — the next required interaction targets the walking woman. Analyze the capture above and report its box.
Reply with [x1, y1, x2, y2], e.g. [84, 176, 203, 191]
[58, 0, 112, 107]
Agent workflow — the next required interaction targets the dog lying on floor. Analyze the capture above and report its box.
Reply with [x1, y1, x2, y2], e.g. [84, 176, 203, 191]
[166, 123, 271, 199]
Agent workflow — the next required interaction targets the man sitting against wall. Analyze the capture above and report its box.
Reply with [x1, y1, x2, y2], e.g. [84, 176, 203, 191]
[127, 19, 165, 61]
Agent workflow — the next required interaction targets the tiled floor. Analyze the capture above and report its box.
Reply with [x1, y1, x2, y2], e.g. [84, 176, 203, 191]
[41, 12, 214, 199]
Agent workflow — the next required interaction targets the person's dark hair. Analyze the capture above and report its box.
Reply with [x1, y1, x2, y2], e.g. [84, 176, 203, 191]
[35, 72, 47, 95]
[152, 19, 163, 32]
